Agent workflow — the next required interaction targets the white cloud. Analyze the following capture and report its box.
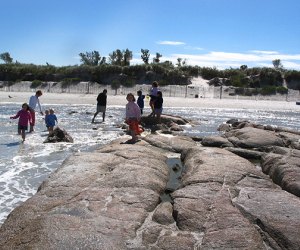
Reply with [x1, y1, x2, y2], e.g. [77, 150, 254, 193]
[281, 61, 300, 69]
[132, 50, 300, 70]
[184, 45, 204, 51]
[249, 50, 279, 55]
[157, 41, 186, 46]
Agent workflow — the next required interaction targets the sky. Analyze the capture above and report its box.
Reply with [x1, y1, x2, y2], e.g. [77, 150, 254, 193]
[1, 0, 300, 70]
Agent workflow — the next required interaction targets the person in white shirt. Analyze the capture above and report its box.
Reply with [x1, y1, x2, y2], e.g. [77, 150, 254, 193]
[28, 90, 44, 132]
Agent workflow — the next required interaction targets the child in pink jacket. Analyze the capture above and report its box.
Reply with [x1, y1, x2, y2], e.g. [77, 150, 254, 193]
[125, 93, 142, 143]
[10, 103, 32, 142]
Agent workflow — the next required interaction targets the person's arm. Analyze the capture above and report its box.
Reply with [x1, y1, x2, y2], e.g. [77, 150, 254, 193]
[10, 111, 20, 119]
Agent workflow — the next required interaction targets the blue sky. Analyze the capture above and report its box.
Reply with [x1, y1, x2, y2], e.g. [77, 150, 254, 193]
[1, 0, 300, 69]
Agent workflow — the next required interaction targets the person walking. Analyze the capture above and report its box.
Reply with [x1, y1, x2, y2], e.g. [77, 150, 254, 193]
[92, 89, 107, 123]
[28, 90, 43, 132]
[10, 103, 32, 142]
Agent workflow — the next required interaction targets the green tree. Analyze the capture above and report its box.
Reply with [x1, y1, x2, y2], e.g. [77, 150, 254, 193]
[0, 52, 13, 64]
[153, 53, 162, 63]
[123, 49, 132, 66]
[141, 49, 150, 64]
[176, 58, 182, 67]
[272, 59, 283, 70]
[240, 65, 248, 71]
[109, 49, 123, 66]
[109, 49, 133, 66]
[79, 51, 105, 66]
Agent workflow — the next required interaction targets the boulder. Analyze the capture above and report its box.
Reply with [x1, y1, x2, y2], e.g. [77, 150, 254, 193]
[152, 202, 175, 225]
[262, 153, 300, 197]
[43, 127, 73, 143]
[225, 127, 285, 148]
[201, 135, 233, 147]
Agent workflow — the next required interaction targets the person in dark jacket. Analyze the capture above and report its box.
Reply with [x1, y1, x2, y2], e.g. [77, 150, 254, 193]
[137, 90, 145, 115]
[92, 89, 107, 123]
[154, 91, 163, 123]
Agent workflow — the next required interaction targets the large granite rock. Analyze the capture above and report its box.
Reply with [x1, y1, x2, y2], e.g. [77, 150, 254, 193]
[1, 121, 300, 249]
[202, 120, 300, 198]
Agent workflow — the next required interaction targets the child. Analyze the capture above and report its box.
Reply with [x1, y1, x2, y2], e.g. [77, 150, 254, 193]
[45, 108, 58, 134]
[154, 91, 163, 123]
[125, 93, 142, 143]
[10, 103, 32, 142]
[137, 90, 145, 115]
[148, 81, 159, 117]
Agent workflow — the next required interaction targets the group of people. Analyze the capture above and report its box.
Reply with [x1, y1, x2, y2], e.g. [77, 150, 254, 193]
[10, 81, 163, 143]
[92, 81, 164, 144]
[123, 81, 163, 143]
[10, 90, 57, 142]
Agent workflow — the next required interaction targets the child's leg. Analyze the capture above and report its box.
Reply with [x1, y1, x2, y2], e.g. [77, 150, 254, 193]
[21, 129, 25, 141]
[17, 128, 21, 135]
[131, 129, 137, 141]
[157, 113, 161, 123]
[49, 126, 54, 134]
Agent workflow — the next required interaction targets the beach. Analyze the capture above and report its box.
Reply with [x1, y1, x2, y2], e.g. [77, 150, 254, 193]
[1, 91, 299, 111]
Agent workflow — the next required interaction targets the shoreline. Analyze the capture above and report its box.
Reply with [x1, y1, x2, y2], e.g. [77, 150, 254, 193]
[1, 91, 299, 111]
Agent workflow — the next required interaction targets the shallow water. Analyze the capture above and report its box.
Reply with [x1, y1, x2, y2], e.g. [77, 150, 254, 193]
[0, 102, 300, 225]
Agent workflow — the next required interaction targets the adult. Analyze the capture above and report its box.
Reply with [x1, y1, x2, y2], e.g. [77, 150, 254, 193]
[148, 81, 159, 117]
[92, 89, 107, 123]
[28, 90, 43, 132]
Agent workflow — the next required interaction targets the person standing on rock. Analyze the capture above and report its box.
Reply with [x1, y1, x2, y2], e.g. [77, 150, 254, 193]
[92, 89, 107, 123]
[125, 93, 142, 143]
[28, 90, 44, 132]
[148, 81, 159, 117]
[137, 90, 145, 115]
[154, 91, 163, 123]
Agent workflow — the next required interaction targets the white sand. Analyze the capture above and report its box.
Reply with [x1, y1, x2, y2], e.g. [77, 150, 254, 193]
[1, 91, 299, 111]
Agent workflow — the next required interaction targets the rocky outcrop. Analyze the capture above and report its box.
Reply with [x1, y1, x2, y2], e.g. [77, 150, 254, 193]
[43, 127, 73, 143]
[140, 114, 189, 133]
[1, 119, 300, 249]
[0, 116, 300, 250]
[202, 120, 300, 198]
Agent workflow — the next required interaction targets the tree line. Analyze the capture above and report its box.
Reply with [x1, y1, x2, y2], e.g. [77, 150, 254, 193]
[1, 50, 300, 96]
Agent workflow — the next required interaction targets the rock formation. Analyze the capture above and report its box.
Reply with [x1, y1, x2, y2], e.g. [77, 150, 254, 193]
[205, 120, 300, 198]
[0, 117, 300, 249]
[43, 127, 73, 143]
